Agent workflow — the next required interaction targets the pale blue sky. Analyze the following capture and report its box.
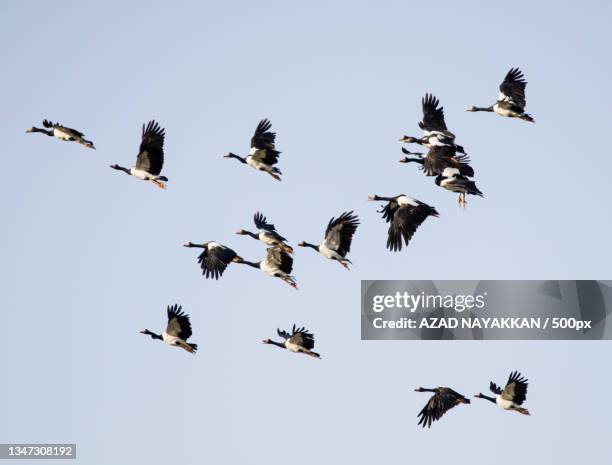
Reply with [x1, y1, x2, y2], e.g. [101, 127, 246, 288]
[1, 1, 611, 464]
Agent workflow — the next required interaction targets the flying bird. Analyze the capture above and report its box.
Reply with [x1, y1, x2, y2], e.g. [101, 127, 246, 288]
[224, 119, 283, 181]
[298, 211, 359, 270]
[236, 212, 293, 254]
[415, 387, 471, 428]
[399, 94, 466, 154]
[467, 68, 534, 122]
[435, 167, 483, 209]
[235, 247, 297, 289]
[110, 120, 168, 189]
[474, 371, 531, 415]
[399, 145, 474, 177]
[183, 241, 241, 280]
[26, 119, 95, 149]
[140, 304, 198, 353]
[262, 324, 321, 359]
[368, 195, 439, 252]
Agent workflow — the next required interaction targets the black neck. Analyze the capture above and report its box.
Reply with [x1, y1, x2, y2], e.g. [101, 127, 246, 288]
[239, 259, 260, 268]
[478, 394, 496, 403]
[302, 242, 319, 251]
[473, 106, 494, 112]
[401, 157, 423, 165]
[243, 230, 259, 240]
[114, 165, 131, 175]
[143, 330, 163, 340]
[32, 127, 54, 136]
[185, 242, 206, 248]
[372, 195, 395, 202]
[268, 340, 285, 349]
[228, 153, 247, 163]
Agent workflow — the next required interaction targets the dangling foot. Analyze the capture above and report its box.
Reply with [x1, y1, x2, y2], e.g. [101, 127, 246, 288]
[270, 172, 282, 181]
[153, 179, 167, 189]
[339, 260, 350, 270]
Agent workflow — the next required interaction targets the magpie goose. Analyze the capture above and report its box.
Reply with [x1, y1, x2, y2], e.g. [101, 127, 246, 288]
[110, 120, 168, 189]
[224, 119, 283, 181]
[368, 195, 439, 252]
[140, 304, 198, 353]
[263, 324, 320, 359]
[467, 68, 534, 122]
[183, 241, 241, 279]
[399, 145, 474, 177]
[415, 387, 470, 428]
[235, 247, 297, 289]
[435, 167, 483, 209]
[399, 94, 466, 154]
[236, 212, 293, 254]
[298, 211, 359, 270]
[474, 371, 531, 415]
[26, 119, 95, 149]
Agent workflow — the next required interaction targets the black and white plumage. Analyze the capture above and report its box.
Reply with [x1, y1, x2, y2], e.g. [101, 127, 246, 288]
[467, 68, 535, 122]
[236, 212, 293, 254]
[183, 241, 241, 280]
[368, 195, 439, 252]
[26, 119, 95, 149]
[474, 371, 531, 415]
[435, 167, 483, 209]
[140, 304, 198, 354]
[298, 211, 359, 270]
[399, 145, 474, 177]
[415, 387, 471, 428]
[262, 324, 320, 359]
[224, 119, 283, 181]
[399, 94, 466, 154]
[235, 247, 297, 289]
[110, 120, 168, 189]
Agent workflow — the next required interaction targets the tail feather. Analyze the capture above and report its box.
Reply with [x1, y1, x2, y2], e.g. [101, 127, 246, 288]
[519, 113, 535, 123]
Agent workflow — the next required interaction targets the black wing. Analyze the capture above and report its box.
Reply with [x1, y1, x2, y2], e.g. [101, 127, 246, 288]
[489, 381, 503, 395]
[422, 146, 474, 177]
[501, 371, 529, 405]
[417, 388, 469, 428]
[166, 304, 193, 340]
[323, 211, 360, 257]
[136, 120, 165, 175]
[42, 119, 84, 138]
[197, 245, 237, 280]
[266, 247, 293, 274]
[288, 324, 315, 350]
[379, 200, 400, 224]
[254, 212, 276, 232]
[251, 119, 276, 150]
[499, 68, 527, 110]
[419, 94, 447, 132]
[387, 203, 438, 252]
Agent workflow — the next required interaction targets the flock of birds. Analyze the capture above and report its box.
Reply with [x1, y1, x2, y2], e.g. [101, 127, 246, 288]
[26, 67, 534, 427]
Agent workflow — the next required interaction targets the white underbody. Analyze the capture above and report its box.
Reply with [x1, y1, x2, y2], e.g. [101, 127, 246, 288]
[493, 102, 518, 117]
[246, 156, 273, 173]
[319, 241, 344, 260]
[130, 168, 155, 181]
[284, 340, 303, 352]
[162, 332, 182, 347]
[496, 395, 516, 410]
[53, 128, 74, 140]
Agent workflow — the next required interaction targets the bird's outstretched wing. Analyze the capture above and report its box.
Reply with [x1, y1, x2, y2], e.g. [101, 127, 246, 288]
[266, 247, 293, 273]
[197, 245, 237, 280]
[498, 68, 527, 109]
[288, 324, 315, 350]
[136, 120, 165, 175]
[254, 212, 276, 232]
[387, 203, 437, 252]
[501, 371, 528, 405]
[323, 211, 360, 256]
[166, 304, 193, 340]
[251, 119, 276, 150]
[417, 388, 469, 428]
[419, 94, 447, 132]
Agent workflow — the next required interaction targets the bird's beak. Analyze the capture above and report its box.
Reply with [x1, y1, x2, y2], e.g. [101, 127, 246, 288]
[223, 154, 231, 158]
[398, 158, 408, 163]
[367, 195, 377, 201]
[25, 128, 33, 133]
[297, 241, 305, 247]
[183, 242, 191, 247]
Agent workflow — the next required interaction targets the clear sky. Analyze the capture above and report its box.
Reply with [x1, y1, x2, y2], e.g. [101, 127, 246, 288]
[1, 1, 611, 464]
